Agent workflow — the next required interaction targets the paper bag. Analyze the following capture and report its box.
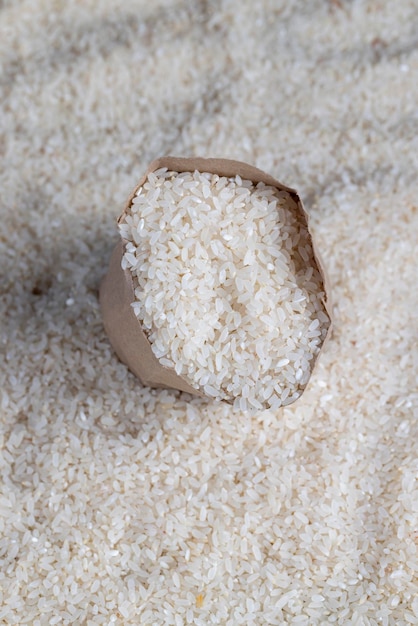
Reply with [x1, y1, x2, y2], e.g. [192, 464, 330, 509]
[100, 156, 331, 399]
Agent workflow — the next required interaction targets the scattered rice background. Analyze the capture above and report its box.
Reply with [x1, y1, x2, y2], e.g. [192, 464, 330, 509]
[1, 0, 418, 624]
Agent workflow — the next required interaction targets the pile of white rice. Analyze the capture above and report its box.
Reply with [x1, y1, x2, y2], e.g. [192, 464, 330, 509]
[2, 0, 418, 622]
[120, 169, 330, 410]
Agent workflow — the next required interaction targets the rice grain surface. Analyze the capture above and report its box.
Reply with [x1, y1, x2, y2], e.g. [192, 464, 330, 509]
[1, 0, 418, 623]
[120, 169, 330, 410]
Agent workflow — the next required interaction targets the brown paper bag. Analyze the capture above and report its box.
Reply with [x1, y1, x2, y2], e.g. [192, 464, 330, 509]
[100, 156, 331, 399]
